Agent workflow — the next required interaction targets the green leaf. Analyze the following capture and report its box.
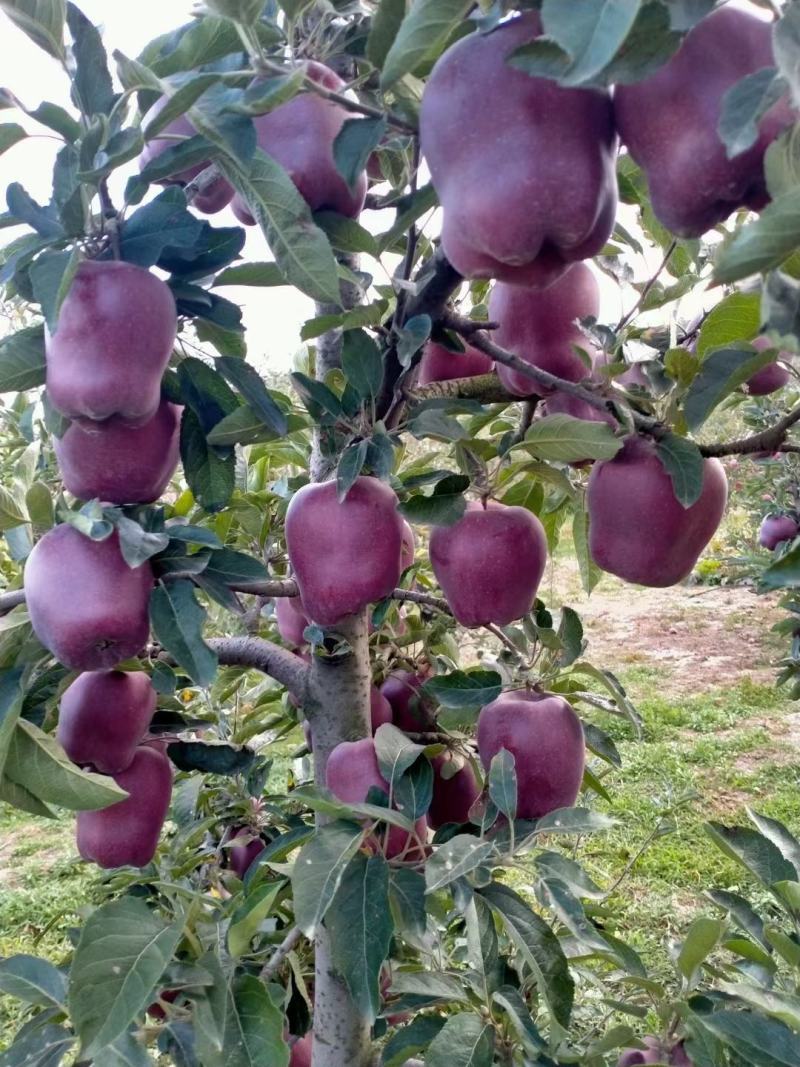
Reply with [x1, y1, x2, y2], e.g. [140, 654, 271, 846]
[377, 182, 438, 252]
[381, 0, 472, 88]
[0, 0, 66, 59]
[422, 669, 502, 709]
[492, 987, 546, 1057]
[535, 850, 605, 900]
[696, 291, 760, 358]
[119, 187, 205, 268]
[425, 835, 494, 894]
[205, 404, 296, 447]
[374, 722, 426, 791]
[714, 186, 800, 284]
[65, 3, 115, 117]
[541, 0, 642, 86]
[0, 954, 66, 1009]
[535, 807, 616, 835]
[522, 414, 621, 463]
[0, 669, 28, 780]
[194, 958, 289, 1067]
[541, 878, 614, 957]
[0, 777, 56, 818]
[0, 485, 25, 531]
[166, 740, 254, 776]
[683, 345, 773, 430]
[367, 0, 405, 69]
[336, 439, 369, 502]
[112, 514, 169, 568]
[28, 100, 80, 140]
[215, 356, 287, 435]
[0, 123, 26, 156]
[213, 261, 287, 288]
[572, 499, 601, 595]
[393, 757, 433, 821]
[144, 75, 220, 139]
[425, 1013, 495, 1067]
[228, 881, 285, 957]
[488, 749, 517, 824]
[333, 116, 386, 191]
[390, 971, 467, 1001]
[217, 150, 341, 306]
[326, 852, 393, 1024]
[0, 324, 46, 392]
[30, 247, 80, 333]
[719, 68, 786, 160]
[180, 408, 235, 512]
[202, 547, 267, 586]
[341, 329, 383, 401]
[149, 580, 218, 688]
[774, 2, 800, 109]
[291, 820, 365, 937]
[5, 719, 127, 810]
[399, 473, 469, 527]
[677, 916, 724, 984]
[6, 181, 62, 237]
[705, 821, 798, 887]
[479, 882, 574, 1030]
[382, 1015, 445, 1067]
[69, 897, 183, 1055]
[760, 541, 800, 590]
[0, 1023, 73, 1066]
[388, 866, 427, 942]
[701, 1011, 800, 1067]
[655, 432, 705, 508]
[177, 356, 239, 434]
[748, 809, 800, 877]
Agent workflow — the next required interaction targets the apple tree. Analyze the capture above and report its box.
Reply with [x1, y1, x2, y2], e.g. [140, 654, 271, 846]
[1, 2, 800, 1066]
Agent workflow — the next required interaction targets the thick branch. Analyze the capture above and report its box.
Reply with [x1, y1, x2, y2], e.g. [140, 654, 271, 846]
[0, 589, 25, 614]
[207, 636, 309, 696]
[699, 404, 800, 458]
[408, 372, 514, 403]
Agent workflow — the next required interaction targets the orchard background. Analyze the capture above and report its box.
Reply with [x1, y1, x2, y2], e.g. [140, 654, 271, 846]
[2, 1, 800, 1065]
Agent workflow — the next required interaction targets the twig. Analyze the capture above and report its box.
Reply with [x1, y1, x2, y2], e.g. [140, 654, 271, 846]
[260, 926, 303, 981]
[98, 179, 120, 260]
[615, 238, 678, 334]
[510, 399, 538, 447]
[390, 588, 451, 614]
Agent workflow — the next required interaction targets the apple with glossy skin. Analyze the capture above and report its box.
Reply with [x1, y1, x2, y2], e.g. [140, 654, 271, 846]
[418, 339, 493, 385]
[759, 514, 799, 550]
[429, 501, 547, 627]
[420, 13, 617, 288]
[490, 262, 599, 397]
[76, 746, 172, 868]
[285, 477, 403, 626]
[57, 670, 156, 774]
[46, 261, 177, 427]
[231, 61, 367, 222]
[477, 690, 584, 819]
[54, 400, 181, 504]
[746, 337, 791, 396]
[614, 7, 793, 238]
[326, 737, 427, 858]
[289, 1034, 312, 1067]
[380, 670, 435, 733]
[428, 754, 481, 830]
[228, 827, 265, 879]
[25, 525, 153, 671]
[275, 596, 309, 648]
[587, 435, 728, 587]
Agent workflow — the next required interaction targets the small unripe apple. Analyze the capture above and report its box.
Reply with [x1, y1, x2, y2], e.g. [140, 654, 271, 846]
[429, 501, 547, 627]
[275, 597, 309, 648]
[380, 670, 434, 733]
[418, 340, 492, 385]
[326, 737, 427, 858]
[490, 262, 599, 398]
[285, 477, 403, 626]
[428, 755, 481, 830]
[46, 261, 177, 427]
[25, 525, 153, 671]
[54, 400, 181, 504]
[746, 337, 791, 396]
[76, 746, 172, 868]
[477, 690, 584, 819]
[587, 435, 728, 587]
[228, 826, 265, 879]
[759, 514, 799, 550]
[57, 670, 156, 774]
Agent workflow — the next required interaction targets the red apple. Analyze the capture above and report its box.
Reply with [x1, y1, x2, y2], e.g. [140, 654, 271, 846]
[428, 755, 481, 830]
[275, 596, 309, 648]
[429, 501, 547, 627]
[285, 477, 403, 626]
[587, 435, 728, 587]
[418, 340, 492, 385]
[228, 826, 265, 879]
[57, 670, 156, 774]
[477, 690, 584, 819]
[380, 670, 434, 733]
[759, 514, 799, 550]
[289, 1033, 312, 1067]
[746, 337, 791, 396]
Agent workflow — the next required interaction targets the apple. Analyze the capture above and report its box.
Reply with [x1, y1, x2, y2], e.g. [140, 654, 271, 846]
[285, 477, 403, 626]
[228, 826, 265, 879]
[759, 514, 799, 550]
[46, 261, 177, 427]
[380, 670, 435, 733]
[428, 754, 481, 830]
[25, 525, 153, 670]
[54, 400, 181, 504]
[477, 689, 584, 819]
[57, 669, 156, 774]
[587, 435, 728, 586]
[420, 13, 617, 288]
[429, 501, 547, 627]
[289, 1034, 312, 1067]
[746, 337, 791, 396]
[614, 7, 793, 237]
[418, 339, 493, 385]
[76, 746, 172, 868]
[275, 596, 309, 648]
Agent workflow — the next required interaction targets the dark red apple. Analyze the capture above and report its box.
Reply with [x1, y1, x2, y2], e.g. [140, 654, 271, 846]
[57, 669, 156, 774]
[380, 670, 435, 733]
[25, 525, 153, 670]
[614, 7, 793, 237]
[477, 689, 584, 819]
[46, 261, 177, 427]
[231, 62, 367, 221]
[326, 737, 428, 859]
[759, 514, 799, 550]
[275, 596, 309, 648]
[54, 400, 181, 504]
[285, 477, 403, 626]
[76, 746, 172, 868]
[428, 754, 481, 830]
[429, 501, 547, 627]
[746, 337, 791, 396]
[228, 826, 265, 879]
[587, 435, 728, 586]
[420, 13, 617, 288]
[418, 340, 492, 385]
[490, 262, 599, 398]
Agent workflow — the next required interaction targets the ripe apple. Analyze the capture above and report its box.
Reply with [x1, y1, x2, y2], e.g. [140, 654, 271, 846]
[428, 754, 481, 830]
[418, 339, 492, 385]
[285, 477, 403, 626]
[420, 13, 617, 288]
[490, 262, 599, 398]
[429, 501, 547, 627]
[57, 670, 156, 774]
[587, 435, 728, 586]
[54, 400, 181, 504]
[25, 525, 153, 671]
[275, 596, 309, 648]
[228, 826, 265, 879]
[477, 689, 584, 819]
[759, 514, 799, 550]
[614, 7, 793, 237]
[746, 337, 791, 396]
[326, 737, 428, 858]
[46, 261, 177, 427]
[289, 1033, 312, 1067]
[380, 670, 435, 733]
[231, 62, 367, 221]
[76, 746, 172, 868]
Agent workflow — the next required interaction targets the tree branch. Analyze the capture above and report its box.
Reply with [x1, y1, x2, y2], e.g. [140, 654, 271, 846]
[0, 590, 25, 614]
[390, 588, 451, 614]
[260, 926, 303, 981]
[408, 372, 514, 403]
[207, 636, 309, 696]
[699, 404, 800, 458]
